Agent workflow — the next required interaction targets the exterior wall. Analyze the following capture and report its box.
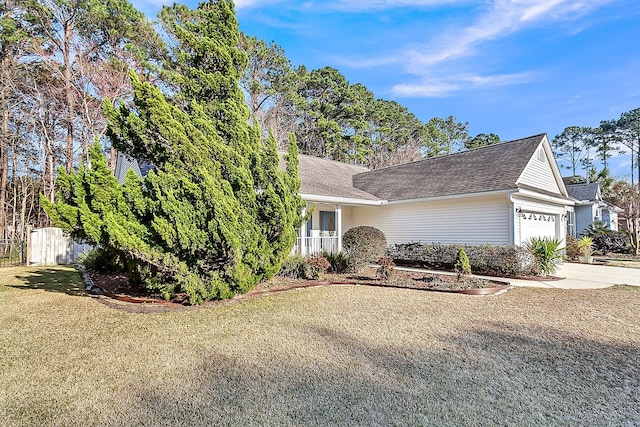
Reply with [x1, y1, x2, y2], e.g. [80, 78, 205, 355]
[574, 204, 596, 236]
[348, 194, 511, 246]
[605, 210, 619, 232]
[517, 147, 562, 194]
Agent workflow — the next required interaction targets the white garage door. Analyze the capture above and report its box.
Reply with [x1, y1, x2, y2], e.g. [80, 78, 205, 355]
[520, 212, 557, 243]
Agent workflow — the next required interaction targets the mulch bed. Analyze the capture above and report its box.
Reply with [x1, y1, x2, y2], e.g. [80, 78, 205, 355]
[85, 267, 512, 312]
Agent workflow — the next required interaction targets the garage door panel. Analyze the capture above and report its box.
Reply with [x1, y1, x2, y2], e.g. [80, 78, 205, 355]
[520, 212, 557, 243]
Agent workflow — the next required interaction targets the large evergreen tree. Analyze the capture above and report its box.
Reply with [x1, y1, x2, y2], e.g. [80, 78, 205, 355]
[43, 0, 305, 304]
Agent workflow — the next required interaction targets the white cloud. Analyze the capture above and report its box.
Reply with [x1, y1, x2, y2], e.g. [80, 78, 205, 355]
[380, 0, 618, 97]
[392, 71, 536, 96]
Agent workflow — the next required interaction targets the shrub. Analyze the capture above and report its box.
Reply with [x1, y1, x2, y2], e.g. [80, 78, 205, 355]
[576, 236, 594, 258]
[526, 237, 565, 276]
[593, 231, 630, 254]
[78, 247, 124, 273]
[387, 242, 536, 276]
[565, 235, 580, 260]
[278, 254, 307, 279]
[376, 256, 395, 280]
[323, 251, 349, 273]
[454, 247, 471, 280]
[305, 254, 331, 280]
[584, 220, 610, 237]
[342, 226, 387, 273]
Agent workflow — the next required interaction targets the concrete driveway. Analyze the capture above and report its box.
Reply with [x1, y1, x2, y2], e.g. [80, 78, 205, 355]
[508, 262, 640, 289]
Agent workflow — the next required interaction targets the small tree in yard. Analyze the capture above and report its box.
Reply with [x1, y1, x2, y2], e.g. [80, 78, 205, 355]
[454, 247, 471, 280]
[605, 180, 640, 255]
[42, 0, 305, 304]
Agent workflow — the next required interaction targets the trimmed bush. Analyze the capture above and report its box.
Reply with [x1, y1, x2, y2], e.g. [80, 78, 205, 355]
[376, 256, 395, 281]
[593, 231, 630, 254]
[278, 254, 307, 279]
[388, 242, 536, 276]
[454, 247, 471, 280]
[305, 254, 331, 280]
[342, 226, 387, 273]
[526, 237, 565, 276]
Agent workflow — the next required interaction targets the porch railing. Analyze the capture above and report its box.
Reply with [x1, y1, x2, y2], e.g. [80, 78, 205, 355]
[293, 236, 339, 256]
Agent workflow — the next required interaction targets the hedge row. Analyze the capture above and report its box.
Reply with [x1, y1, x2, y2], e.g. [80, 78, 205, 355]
[388, 242, 537, 276]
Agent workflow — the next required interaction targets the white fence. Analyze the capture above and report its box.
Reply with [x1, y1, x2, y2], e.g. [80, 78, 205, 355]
[29, 227, 91, 266]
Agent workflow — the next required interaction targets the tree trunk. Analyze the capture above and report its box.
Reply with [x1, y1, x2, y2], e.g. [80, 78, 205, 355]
[64, 20, 75, 173]
[0, 96, 8, 237]
[0, 55, 10, 239]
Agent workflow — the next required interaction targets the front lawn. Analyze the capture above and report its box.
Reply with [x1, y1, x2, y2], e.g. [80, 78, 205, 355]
[1, 267, 638, 426]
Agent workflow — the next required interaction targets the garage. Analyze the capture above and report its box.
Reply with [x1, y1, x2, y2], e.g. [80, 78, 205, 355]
[519, 212, 558, 243]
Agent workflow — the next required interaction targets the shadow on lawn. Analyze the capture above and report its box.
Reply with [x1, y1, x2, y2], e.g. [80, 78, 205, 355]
[120, 319, 639, 426]
[10, 268, 86, 296]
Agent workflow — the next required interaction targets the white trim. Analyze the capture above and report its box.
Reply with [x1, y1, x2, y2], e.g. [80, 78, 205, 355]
[514, 188, 575, 206]
[300, 193, 386, 206]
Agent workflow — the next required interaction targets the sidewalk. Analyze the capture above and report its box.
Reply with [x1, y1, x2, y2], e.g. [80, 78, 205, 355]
[396, 263, 640, 289]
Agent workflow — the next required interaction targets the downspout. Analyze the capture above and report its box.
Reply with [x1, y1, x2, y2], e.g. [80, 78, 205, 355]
[508, 193, 517, 246]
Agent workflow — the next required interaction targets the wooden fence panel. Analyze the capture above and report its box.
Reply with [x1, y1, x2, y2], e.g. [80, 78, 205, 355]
[29, 227, 76, 266]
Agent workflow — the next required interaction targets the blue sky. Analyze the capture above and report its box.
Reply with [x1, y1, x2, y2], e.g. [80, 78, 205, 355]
[131, 0, 640, 180]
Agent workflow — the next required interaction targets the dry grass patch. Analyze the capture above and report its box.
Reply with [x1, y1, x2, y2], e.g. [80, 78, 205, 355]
[1, 267, 639, 426]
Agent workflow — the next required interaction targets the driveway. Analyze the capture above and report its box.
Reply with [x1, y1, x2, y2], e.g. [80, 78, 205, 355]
[508, 262, 640, 289]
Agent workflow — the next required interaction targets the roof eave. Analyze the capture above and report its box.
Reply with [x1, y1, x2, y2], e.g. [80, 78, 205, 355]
[300, 193, 386, 206]
[384, 188, 515, 205]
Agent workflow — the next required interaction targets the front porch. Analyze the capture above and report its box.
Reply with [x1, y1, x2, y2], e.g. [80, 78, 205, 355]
[293, 203, 345, 256]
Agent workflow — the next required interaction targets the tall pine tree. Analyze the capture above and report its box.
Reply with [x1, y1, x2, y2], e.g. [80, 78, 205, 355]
[43, 0, 305, 304]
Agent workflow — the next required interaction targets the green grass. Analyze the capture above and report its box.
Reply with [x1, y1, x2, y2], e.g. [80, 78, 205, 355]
[1, 267, 639, 426]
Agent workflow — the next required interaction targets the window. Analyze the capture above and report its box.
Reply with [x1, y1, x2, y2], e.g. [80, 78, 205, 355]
[319, 211, 336, 236]
[566, 211, 576, 237]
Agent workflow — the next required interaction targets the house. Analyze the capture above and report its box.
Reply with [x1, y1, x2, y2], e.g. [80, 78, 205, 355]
[115, 133, 575, 255]
[564, 182, 622, 236]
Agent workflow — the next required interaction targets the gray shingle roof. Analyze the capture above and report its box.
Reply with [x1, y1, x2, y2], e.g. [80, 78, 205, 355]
[353, 134, 547, 201]
[293, 154, 382, 201]
[566, 183, 600, 201]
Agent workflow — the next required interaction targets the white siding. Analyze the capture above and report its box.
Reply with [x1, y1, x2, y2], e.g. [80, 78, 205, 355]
[349, 195, 510, 245]
[518, 146, 562, 194]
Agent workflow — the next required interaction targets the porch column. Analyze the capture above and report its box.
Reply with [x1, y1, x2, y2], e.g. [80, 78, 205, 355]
[336, 204, 342, 253]
[299, 207, 307, 256]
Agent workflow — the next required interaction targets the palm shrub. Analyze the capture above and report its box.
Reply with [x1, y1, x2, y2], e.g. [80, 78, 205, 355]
[323, 251, 349, 273]
[454, 247, 471, 280]
[576, 236, 594, 258]
[526, 237, 565, 276]
[342, 226, 387, 273]
[584, 220, 610, 237]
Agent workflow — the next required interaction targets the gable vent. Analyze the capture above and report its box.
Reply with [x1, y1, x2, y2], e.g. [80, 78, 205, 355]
[536, 148, 546, 162]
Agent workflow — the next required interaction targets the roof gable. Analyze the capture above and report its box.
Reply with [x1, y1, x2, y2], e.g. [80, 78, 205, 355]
[516, 136, 567, 197]
[566, 183, 602, 201]
[353, 134, 551, 201]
